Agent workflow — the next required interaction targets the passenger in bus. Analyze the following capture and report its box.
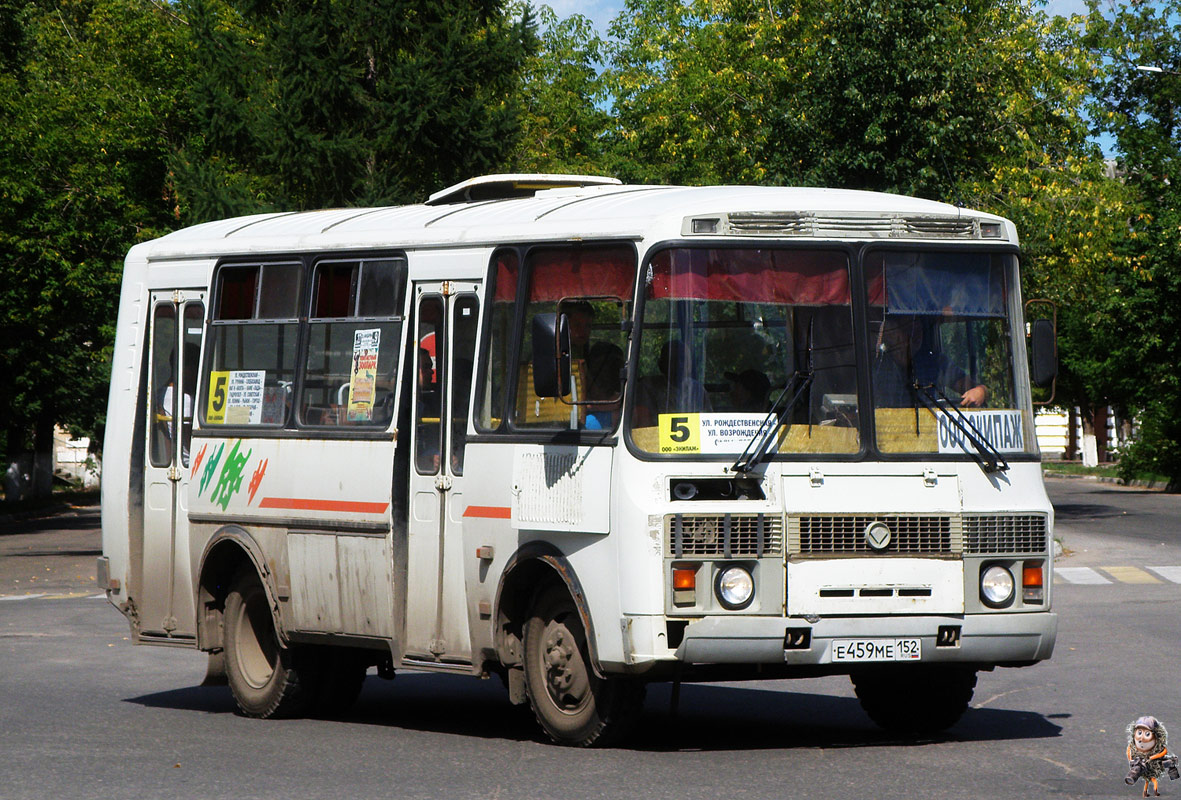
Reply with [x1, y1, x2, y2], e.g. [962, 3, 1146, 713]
[638, 338, 712, 423]
[416, 347, 441, 471]
[584, 342, 624, 430]
[725, 369, 771, 413]
[564, 300, 595, 363]
[873, 316, 988, 408]
[160, 343, 199, 463]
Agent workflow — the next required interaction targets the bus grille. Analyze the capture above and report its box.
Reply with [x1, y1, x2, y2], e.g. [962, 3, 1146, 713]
[667, 514, 784, 558]
[790, 515, 955, 554]
[963, 514, 1048, 554]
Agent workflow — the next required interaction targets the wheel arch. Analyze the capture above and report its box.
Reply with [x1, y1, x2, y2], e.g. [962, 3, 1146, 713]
[494, 541, 605, 679]
[195, 525, 280, 653]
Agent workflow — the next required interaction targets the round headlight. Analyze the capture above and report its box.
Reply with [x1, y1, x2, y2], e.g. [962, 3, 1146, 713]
[980, 565, 1015, 607]
[715, 566, 755, 610]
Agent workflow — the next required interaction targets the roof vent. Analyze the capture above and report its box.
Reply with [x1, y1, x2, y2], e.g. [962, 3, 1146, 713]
[426, 173, 621, 206]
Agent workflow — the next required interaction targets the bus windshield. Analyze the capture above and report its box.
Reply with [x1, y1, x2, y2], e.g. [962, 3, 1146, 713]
[627, 246, 1033, 460]
[867, 249, 1031, 457]
[628, 247, 859, 456]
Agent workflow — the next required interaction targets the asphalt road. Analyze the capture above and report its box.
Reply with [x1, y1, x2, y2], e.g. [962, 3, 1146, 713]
[0, 478, 1178, 799]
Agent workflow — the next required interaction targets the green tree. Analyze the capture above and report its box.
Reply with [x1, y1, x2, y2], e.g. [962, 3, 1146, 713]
[174, 0, 538, 219]
[604, 0, 1088, 198]
[1083, 0, 1181, 488]
[0, 0, 193, 499]
[512, 6, 613, 174]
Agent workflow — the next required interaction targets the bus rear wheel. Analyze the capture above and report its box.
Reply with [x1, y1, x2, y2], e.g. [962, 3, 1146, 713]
[224, 569, 315, 719]
[522, 585, 643, 747]
[851, 665, 977, 735]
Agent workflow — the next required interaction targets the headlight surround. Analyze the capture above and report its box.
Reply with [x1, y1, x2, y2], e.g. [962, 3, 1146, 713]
[715, 565, 755, 610]
[980, 564, 1015, 607]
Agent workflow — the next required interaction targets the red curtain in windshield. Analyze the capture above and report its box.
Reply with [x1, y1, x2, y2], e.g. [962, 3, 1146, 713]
[648, 248, 850, 305]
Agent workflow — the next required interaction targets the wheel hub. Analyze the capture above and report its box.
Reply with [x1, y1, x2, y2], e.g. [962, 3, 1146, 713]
[543, 622, 589, 711]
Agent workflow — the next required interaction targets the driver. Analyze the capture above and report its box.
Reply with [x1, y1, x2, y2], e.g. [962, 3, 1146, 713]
[874, 315, 988, 408]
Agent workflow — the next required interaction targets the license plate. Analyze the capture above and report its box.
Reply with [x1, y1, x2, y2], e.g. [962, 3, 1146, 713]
[830, 638, 921, 662]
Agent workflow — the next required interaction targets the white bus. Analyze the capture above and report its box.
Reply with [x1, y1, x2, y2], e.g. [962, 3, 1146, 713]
[100, 174, 1058, 746]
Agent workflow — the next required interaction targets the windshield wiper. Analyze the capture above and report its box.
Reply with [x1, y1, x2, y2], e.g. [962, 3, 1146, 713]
[731, 370, 813, 474]
[732, 320, 815, 475]
[912, 383, 1009, 474]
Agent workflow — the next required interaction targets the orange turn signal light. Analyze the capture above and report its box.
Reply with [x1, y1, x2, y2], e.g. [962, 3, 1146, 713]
[673, 568, 697, 591]
[1022, 562, 1044, 588]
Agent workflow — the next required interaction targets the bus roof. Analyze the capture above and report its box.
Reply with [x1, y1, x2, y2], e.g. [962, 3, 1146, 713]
[131, 181, 1016, 261]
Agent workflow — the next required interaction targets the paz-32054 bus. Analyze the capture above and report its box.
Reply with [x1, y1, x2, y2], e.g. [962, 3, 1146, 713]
[100, 175, 1058, 746]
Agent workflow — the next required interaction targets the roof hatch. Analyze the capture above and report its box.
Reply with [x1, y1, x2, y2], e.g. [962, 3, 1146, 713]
[425, 173, 621, 206]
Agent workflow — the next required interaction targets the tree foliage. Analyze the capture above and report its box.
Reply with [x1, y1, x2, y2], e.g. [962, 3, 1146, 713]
[172, 0, 538, 219]
[1082, 0, 1181, 487]
[0, 0, 192, 489]
[4, 0, 1181, 494]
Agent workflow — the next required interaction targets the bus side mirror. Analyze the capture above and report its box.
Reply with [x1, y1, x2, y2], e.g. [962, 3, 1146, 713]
[532, 312, 571, 398]
[1030, 318, 1057, 388]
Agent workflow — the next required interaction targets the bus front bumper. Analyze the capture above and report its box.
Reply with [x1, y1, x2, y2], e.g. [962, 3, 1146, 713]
[673, 612, 1056, 667]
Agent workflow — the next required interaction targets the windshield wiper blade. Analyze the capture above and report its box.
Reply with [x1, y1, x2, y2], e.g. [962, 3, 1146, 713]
[912, 383, 1009, 474]
[733, 317, 817, 475]
[731, 370, 813, 474]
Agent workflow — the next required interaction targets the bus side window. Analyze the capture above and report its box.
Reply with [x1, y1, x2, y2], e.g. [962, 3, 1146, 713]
[204, 262, 300, 427]
[300, 258, 404, 427]
[475, 249, 518, 432]
[512, 244, 636, 430]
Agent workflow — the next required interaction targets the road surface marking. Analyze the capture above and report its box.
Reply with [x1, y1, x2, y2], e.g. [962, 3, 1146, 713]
[0, 593, 47, 601]
[1100, 566, 1161, 584]
[1054, 567, 1111, 584]
[1148, 566, 1181, 583]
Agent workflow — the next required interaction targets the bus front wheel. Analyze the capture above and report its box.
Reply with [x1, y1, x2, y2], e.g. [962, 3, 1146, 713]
[851, 665, 977, 735]
[522, 585, 643, 746]
[224, 569, 314, 719]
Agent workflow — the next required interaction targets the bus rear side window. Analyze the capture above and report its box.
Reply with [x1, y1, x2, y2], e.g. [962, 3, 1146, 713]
[204, 263, 300, 427]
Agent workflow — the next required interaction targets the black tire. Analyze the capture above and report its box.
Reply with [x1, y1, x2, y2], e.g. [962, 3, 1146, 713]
[851, 665, 977, 735]
[223, 569, 315, 719]
[522, 585, 644, 747]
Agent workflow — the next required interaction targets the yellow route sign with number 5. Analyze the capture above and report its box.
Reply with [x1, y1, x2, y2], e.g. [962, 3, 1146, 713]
[206, 371, 229, 425]
[659, 413, 701, 453]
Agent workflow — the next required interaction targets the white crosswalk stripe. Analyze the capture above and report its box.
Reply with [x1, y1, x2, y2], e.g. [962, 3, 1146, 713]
[1148, 566, 1181, 583]
[1054, 567, 1112, 584]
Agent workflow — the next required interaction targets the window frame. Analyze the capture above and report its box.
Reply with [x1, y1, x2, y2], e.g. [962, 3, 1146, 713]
[196, 251, 409, 441]
[471, 240, 640, 442]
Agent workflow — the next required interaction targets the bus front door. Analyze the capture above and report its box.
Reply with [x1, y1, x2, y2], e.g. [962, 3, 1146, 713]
[141, 291, 204, 639]
[404, 285, 481, 663]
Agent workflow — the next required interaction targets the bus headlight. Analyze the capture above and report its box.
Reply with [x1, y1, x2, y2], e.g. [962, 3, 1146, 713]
[980, 565, 1015, 607]
[715, 565, 754, 610]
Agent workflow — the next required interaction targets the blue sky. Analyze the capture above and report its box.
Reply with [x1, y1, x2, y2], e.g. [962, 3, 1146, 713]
[546, 0, 1093, 34]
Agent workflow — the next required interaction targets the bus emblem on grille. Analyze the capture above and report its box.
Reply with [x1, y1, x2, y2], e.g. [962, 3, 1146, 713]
[864, 521, 892, 552]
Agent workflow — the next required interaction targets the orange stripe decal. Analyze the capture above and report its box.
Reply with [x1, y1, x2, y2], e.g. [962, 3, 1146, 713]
[464, 505, 512, 519]
[259, 497, 389, 514]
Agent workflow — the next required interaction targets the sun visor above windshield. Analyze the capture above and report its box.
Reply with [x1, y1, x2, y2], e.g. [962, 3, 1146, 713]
[880, 252, 1006, 318]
